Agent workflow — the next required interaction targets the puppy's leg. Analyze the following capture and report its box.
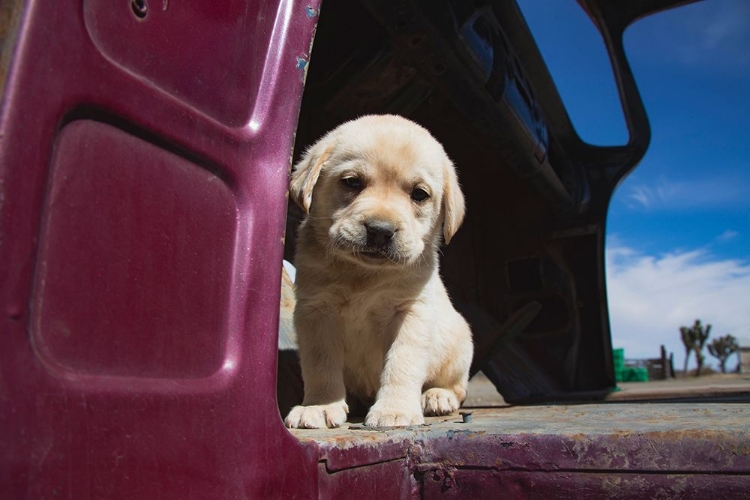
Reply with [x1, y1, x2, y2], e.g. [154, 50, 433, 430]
[421, 388, 460, 416]
[285, 312, 348, 429]
[365, 311, 429, 427]
[422, 314, 473, 416]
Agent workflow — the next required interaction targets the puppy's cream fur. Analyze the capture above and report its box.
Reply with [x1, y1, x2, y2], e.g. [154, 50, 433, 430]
[285, 115, 473, 429]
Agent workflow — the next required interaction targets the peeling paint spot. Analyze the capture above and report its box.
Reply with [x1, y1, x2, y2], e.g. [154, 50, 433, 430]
[296, 57, 308, 71]
[306, 6, 318, 18]
[446, 429, 471, 440]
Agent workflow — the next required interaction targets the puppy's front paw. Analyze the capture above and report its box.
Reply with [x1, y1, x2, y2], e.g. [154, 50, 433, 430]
[285, 401, 349, 429]
[364, 407, 424, 427]
[421, 388, 459, 416]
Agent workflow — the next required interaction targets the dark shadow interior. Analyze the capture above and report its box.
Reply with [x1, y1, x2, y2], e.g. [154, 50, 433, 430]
[279, 0, 633, 414]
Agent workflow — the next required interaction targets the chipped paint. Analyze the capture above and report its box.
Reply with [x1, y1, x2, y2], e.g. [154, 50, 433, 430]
[292, 404, 750, 495]
[445, 429, 470, 440]
[295, 55, 310, 84]
[297, 2, 320, 88]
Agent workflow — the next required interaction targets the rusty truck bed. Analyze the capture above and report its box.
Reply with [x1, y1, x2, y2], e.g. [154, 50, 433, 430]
[292, 403, 750, 498]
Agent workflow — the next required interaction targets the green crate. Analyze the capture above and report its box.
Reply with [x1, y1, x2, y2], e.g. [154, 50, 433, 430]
[621, 367, 649, 382]
[631, 367, 649, 382]
[612, 348, 625, 371]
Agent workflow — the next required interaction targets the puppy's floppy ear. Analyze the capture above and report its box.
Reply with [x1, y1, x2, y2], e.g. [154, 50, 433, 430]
[290, 136, 335, 213]
[442, 159, 466, 244]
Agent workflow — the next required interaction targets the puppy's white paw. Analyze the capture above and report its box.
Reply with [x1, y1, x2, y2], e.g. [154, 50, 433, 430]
[285, 401, 349, 429]
[364, 407, 424, 427]
[421, 388, 459, 416]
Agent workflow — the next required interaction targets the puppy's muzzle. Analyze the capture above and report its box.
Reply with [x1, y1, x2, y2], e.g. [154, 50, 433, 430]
[353, 219, 402, 263]
[365, 220, 397, 249]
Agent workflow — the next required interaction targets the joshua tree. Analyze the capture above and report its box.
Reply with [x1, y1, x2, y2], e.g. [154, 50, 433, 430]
[679, 326, 693, 376]
[708, 334, 738, 374]
[692, 319, 711, 376]
[679, 319, 712, 376]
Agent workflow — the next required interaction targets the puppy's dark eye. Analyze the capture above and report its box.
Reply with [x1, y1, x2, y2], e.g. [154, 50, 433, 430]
[341, 176, 363, 190]
[411, 188, 430, 202]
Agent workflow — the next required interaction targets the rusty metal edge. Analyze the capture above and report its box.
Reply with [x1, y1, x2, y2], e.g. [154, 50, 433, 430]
[0, 0, 25, 111]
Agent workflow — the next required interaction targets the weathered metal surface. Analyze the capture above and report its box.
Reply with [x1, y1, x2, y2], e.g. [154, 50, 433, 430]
[318, 460, 416, 499]
[419, 470, 750, 499]
[0, 0, 322, 497]
[0, 0, 23, 98]
[293, 404, 750, 497]
[303, 431, 414, 473]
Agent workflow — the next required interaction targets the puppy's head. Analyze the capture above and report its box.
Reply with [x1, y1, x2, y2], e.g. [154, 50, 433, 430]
[290, 115, 465, 268]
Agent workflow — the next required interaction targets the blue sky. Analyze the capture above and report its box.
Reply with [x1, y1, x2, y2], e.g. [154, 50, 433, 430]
[519, 0, 750, 369]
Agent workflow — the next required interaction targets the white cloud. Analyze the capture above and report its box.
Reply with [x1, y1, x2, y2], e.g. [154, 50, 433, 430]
[623, 175, 749, 211]
[716, 229, 739, 243]
[606, 243, 750, 371]
[625, 177, 687, 210]
[627, 185, 653, 209]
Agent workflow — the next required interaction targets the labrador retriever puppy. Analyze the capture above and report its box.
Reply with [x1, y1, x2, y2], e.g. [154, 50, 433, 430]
[284, 115, 473, 428]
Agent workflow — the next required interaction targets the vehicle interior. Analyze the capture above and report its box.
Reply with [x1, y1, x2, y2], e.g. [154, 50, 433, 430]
[279, 0, 696, 414]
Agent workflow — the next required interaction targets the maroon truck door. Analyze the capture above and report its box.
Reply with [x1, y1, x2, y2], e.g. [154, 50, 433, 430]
[0, 0, 320, 497]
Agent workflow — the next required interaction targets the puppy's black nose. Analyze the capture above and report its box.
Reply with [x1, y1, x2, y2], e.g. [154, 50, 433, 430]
[365, 220, 397, 248]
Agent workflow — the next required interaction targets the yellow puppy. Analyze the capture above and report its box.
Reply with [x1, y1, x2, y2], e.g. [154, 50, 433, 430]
[285, 115, 473, 428]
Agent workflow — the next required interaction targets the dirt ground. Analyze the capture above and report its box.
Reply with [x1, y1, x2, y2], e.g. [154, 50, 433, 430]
[464, 371, 750, 407]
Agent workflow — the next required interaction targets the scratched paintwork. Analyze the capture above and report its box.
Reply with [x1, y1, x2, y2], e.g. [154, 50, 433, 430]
[0, 0, 324, 497]
[292, 404, 750, 479]
[0, 0, 23, 104]
[420, 470, 750, 499]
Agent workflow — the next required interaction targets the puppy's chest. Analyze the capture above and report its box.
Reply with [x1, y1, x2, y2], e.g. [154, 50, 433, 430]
[331, 292, 403, 398]
[305, 284, 419, 398]
[332, 291, 403, 340]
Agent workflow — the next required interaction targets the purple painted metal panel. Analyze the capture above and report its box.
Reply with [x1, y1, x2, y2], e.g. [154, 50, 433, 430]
[419, 470, 750, 499]
[35, 120, 234, 378]
[318, 460, 415, 499]
[83, 0, 274, 127]
[0, 0, 321, 497]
